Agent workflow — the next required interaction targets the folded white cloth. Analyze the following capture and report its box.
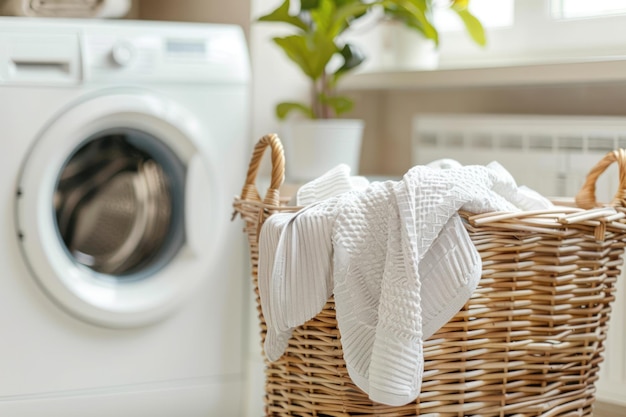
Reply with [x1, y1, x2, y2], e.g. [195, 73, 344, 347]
[427, 158, 553, 211]
[486, 161, 553, 210]
[426, 158, 463, 170]
[258, 165, 519, 406]
[258, 204, 335, 360]
[296, 163, 369, 206]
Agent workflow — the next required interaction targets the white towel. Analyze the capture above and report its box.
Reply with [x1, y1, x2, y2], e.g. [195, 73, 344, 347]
[427, 158, 553, 211]
[258, 165, 518, 406]
[258, 212, 301, 359]
[296, 163, 369, 206]
[258, 204, 335, 361]
[426, 158, 463, 170]
[486, 161, 553, 210]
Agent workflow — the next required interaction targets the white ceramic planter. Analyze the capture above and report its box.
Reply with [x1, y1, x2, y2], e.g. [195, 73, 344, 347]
[348, 20, 439, 72]
[281, 119, 364, 183]
[379, 21, 439, 70]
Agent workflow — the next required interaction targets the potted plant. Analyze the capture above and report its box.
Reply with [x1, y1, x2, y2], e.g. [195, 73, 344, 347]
[258, 0, 485, 181]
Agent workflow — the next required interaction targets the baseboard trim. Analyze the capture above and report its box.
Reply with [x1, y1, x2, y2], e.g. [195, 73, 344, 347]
[0, 377, 243, 417]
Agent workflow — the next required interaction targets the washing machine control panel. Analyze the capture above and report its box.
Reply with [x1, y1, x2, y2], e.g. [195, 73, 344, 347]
[83, 24, 249, 84]
[0, 19, 249, 86]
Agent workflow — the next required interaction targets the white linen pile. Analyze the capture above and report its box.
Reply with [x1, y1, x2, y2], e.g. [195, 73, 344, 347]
[258, 161, 551, 406]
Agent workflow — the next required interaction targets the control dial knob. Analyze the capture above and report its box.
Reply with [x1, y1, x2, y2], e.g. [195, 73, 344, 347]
[111, 41, 135, 67]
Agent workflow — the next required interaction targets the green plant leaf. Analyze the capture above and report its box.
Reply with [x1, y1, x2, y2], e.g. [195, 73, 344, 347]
[454, 8, 486, 46]
[301, 0, 320, 10]
[259, 0, 487, 119]
[310, 0, 335, 34]
[330, 1, 375, 37]
[258, 0, 308, 32]
[276, 102, 315, 120]
[450, 0, 469, 12]
[382, 0, 439, 44]
[339, 43, 365, 72]
[274, 34, 337, 80]
[409, 0, 428, 13]
[319, 94, 354, 116]
[333, 43, 365, 84]
[333, 0, 363, 7]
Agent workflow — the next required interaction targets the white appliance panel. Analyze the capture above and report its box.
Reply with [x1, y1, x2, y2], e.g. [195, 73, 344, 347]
[0, 18, 250, 415]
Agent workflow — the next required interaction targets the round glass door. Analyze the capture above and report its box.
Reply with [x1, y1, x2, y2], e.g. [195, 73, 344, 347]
[54, 129, 185, 278]
[17, 92, 218, 328]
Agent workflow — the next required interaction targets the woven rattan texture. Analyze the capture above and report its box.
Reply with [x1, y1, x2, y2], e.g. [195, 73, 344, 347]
[233, 134, 626, 417]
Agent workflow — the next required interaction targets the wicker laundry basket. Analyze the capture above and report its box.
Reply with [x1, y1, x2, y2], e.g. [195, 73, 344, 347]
[233, 133, 626, 417]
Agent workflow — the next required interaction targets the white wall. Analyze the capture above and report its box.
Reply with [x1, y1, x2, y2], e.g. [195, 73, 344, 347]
[346, 83, 626, 176]
[249, 0, 310, 141]
[136, 0, 250, 37]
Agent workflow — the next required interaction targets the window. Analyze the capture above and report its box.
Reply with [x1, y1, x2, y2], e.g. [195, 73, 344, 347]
[435, 0, 514, 31]
[437, 0, 626, 69]
[552, 0, 626, 19]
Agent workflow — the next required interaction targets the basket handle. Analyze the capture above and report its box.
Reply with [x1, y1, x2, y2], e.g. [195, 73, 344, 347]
[239, 133, 285, 207]
[575, 148, 626, 209]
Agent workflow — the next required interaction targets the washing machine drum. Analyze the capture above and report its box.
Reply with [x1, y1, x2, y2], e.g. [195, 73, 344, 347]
[17, 93, 221, 328]
[55, 138, 172, 275]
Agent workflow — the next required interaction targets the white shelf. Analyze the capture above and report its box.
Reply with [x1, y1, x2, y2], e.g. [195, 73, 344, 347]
[341, 58, 626, 90]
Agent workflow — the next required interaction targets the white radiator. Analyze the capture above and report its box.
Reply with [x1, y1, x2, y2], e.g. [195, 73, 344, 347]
[412, 113, 626, 407]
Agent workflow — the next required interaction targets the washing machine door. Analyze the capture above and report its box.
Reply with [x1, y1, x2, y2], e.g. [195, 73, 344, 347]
[17, 92, 221, 328]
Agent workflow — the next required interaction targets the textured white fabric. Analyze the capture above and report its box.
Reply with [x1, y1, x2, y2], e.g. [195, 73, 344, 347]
[426, 158, 463, 170]
[296, 164, 369, 206]
[258, 205, 335, 361]
[420, 214, 482, 339]
[427, 158, 552, 211]
[486, 161, 553, 210]
[258, 212, 301, 359]
[258, 165, 519, 406]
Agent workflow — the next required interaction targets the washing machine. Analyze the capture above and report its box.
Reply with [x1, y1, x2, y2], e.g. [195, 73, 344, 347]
[0, 17, 250, 416]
